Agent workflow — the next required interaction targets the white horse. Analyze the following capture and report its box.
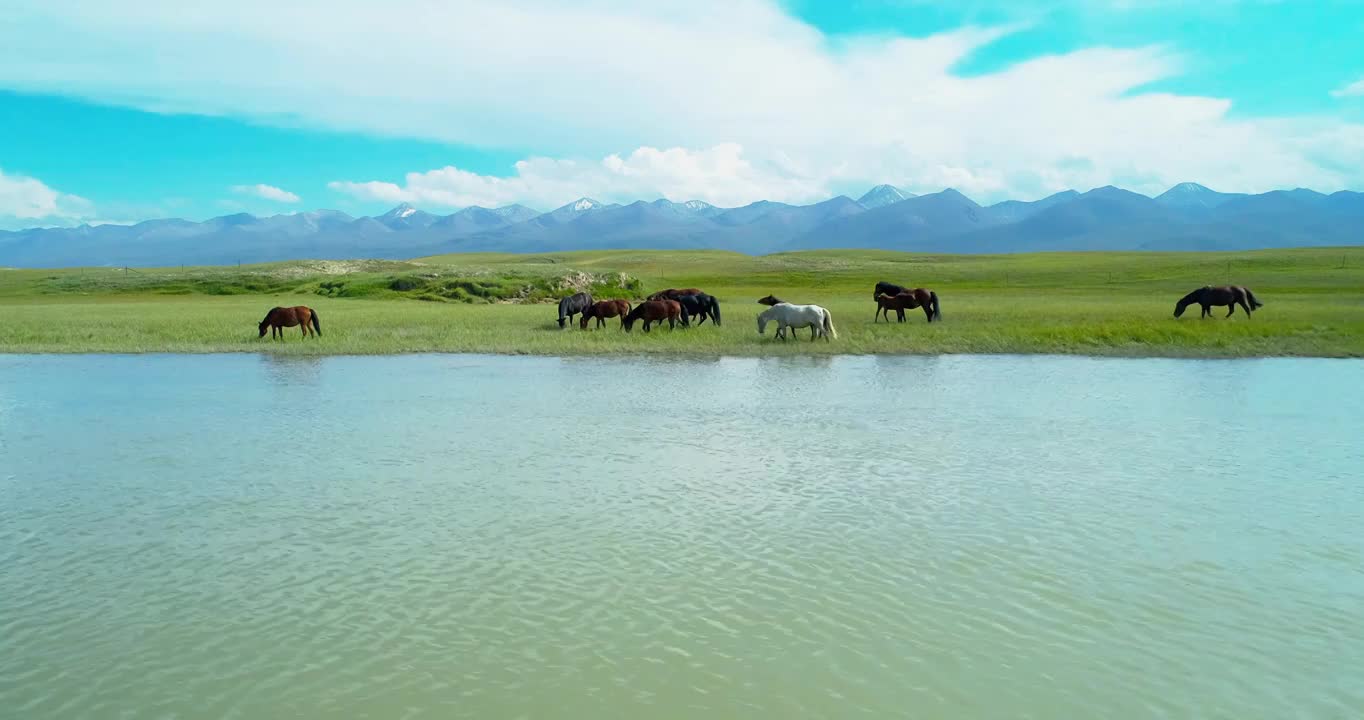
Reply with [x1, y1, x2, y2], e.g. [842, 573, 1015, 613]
[757, 302, 836, 342]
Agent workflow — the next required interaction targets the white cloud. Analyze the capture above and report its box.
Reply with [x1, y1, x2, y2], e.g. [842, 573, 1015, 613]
[1, 1, 1362, 204]
[1332, 77, 1364, 98]
[231, 183, 302, 203]
[0, 169, 96, 229]
[329, 144, 827, 208]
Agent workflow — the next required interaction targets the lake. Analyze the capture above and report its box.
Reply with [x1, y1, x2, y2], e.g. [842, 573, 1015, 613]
[2, 353, 1362, 719]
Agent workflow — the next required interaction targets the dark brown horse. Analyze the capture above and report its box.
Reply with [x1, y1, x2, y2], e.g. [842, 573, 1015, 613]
[1174, 286, 1264, 318]
[623, 299, 686, 332]
[259, 306, 321, 339]
[557, 292, 593, 329]
[648, 288, 703, 301]
[873, 281, 910, 300]
[875, 289, 941, 323]
[580, 299, 633, 329]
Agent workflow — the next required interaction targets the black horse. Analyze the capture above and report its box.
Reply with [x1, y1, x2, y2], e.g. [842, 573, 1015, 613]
[873, 281, 909, 300]
[1174, 286, 1264, 319]
[675, 293, 722, 327]
[557, 292, 593, 328]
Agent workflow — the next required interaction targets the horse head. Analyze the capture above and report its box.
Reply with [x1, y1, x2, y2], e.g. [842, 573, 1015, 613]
[1173, 288, 1201, 318]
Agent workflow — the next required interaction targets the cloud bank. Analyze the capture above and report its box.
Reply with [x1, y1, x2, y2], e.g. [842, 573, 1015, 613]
[2, 0, 1362, 208]
[0, 169, 95, 229]
[329, 144, 828, 209]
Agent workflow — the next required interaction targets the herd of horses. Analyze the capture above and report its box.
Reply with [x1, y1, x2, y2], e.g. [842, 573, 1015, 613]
[255, 283, 1265, 341]
[557, 288, 723, 332]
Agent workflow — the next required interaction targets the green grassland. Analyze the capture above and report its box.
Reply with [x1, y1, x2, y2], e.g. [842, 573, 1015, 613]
[1, 248, 1362, 357]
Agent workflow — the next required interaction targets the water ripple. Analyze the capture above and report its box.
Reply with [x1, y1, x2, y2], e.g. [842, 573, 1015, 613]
[1, 354, 1362, 718]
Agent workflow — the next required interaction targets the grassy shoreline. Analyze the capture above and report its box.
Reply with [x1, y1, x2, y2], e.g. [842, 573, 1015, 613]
[3, 248, 1362, 358]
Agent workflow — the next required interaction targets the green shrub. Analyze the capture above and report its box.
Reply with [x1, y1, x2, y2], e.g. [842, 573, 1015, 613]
[388, 276, 428, 292]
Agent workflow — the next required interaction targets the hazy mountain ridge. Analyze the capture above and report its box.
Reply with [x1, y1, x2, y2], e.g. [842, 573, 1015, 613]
[2, 185, 1361, 267]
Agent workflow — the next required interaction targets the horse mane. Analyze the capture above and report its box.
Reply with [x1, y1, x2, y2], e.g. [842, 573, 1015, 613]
[1176, 287, 1203, 305]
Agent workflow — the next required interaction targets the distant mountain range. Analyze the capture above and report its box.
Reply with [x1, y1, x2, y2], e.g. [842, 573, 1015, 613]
[2, 183, 1361, 267]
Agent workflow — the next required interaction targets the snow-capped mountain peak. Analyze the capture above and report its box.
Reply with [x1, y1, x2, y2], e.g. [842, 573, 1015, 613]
[382, 202, 419, 218]
[857, 184, 914, 209]
[1155, 182, 1236, 209]
[572, 198, 599, 212]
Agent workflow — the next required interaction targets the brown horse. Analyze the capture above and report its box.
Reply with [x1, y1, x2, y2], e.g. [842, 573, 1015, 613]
[580, 299, 633, 329]
[259, 306, 321, 339]
[1174, 286, 1264, 318]
[648, 288, 703, 301]
[623, 299, 685, 332]
[875, 289, 941, 323]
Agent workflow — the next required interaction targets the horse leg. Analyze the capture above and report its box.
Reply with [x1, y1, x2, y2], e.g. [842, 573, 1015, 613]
[923, 305, 933, 323]
[1201, 304, 1210, 319]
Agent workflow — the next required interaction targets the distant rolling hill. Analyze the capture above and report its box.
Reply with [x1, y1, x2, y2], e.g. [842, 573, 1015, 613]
[2, 185, 1361, 267]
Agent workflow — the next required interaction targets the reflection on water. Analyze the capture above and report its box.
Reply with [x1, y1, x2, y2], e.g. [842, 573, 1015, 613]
[259, 353, 325, 388]
[1, 353, 1362, 719]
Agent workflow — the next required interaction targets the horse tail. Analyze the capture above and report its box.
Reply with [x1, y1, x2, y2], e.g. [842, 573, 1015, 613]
[929, 291, 941, 321]
[711, 297, 721, 326]
[1245, 288, 1263, 309]
[310, 309, 321, 336]
[823, 309, 837, 339]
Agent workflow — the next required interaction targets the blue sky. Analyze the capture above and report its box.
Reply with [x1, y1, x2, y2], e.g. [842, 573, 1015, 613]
[1, 0, 1362, 228]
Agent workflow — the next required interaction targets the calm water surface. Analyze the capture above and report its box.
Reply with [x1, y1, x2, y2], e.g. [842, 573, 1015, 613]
[2, 353, 1362, 719]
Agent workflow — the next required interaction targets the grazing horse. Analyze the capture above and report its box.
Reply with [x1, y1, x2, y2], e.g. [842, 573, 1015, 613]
[557, 292, 594, 328]
[875, 289, 941, 323]
[1174, 286, 1264, 319]
[757, 294, 786, 306]
[648, 288, 703, 301]
[623, 299, 687, 332]
[757, 302, 836, 342]
[580, 299, 633, 329]
[259, 306, 321, 339]
[675, 293, 722, 327]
